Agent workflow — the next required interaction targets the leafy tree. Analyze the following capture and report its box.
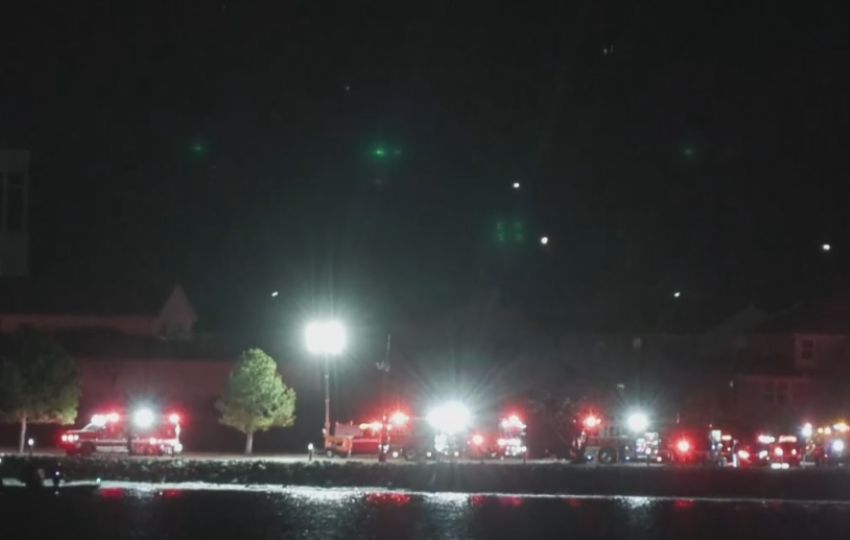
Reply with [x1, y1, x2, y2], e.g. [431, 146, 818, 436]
[0, 330, 80, 452]
[216, 348, 296, 454]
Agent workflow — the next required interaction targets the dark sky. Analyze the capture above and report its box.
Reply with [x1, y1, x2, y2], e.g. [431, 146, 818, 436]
[4, 3, 850, 336]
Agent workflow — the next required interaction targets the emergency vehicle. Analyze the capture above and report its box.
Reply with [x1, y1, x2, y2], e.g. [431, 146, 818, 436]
[495, 414, 528, 459]
[735, 433, 801, 469]
[807, 421, 850, 466]
[59, 408, 183, 456]
[577, 410, 663, 464]
[323, 411, 411, 458]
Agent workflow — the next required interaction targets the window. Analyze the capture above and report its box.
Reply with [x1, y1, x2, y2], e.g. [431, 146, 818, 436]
[800, 339, 814, 361]
[796, 337, 817, 369]
[776, 382, 789, 405]
[4, 173, 25, 232]
[761, 380, 775, 404]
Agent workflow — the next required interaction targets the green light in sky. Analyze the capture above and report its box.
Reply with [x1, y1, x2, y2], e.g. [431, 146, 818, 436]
[374, 147, 386, 157]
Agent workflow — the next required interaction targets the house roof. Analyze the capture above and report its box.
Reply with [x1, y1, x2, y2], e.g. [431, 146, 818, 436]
[756, 288, 850, 333]
[0, 277, 186, 317]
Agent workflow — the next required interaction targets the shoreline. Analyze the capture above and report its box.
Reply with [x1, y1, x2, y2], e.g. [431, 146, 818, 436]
[3, 456, 850, 501]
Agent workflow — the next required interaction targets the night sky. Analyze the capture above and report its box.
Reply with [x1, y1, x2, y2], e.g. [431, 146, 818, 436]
[4, 3, 850, 338]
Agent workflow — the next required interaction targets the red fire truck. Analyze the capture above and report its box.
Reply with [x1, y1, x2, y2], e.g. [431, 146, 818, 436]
[59, 408, 183, 456]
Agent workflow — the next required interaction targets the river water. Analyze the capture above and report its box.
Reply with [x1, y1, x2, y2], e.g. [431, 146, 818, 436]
[3, 483, 850, 539]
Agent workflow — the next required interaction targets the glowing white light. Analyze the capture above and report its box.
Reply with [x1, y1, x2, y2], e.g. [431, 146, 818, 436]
[472, 434, 484, 446]
[133, 408, 155, 429]
[27, 438, 34, 447]
[512, 181, 521, 189]
[389, 411, 409, 426]
[426, 401, 471, 434]
[169, 413, 180, 425]
[774, 447, 784, 457]
[801, 423, 813, 438]
[271, 291, 279, 298]
[737, 449, 750, 460]
[822, 243, 831, 252]
[832, 439, 845, 453]
[540, 236, 549, 246]
[676, 439, 691, 453]
[305, 321, 347, 356]
[757, 434, 775, 444]
[673, 291, 681, 299]
[626, 410, 649, 433]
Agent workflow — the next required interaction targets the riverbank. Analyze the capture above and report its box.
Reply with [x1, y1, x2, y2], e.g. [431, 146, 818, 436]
[3, 455, 850, 500]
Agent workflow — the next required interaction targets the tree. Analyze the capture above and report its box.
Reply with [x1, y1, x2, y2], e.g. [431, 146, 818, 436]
[0, 330, 80, 453]
[216, 348, 296, 454]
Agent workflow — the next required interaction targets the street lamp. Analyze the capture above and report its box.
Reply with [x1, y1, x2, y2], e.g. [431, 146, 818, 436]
[305, 320, 347, 434]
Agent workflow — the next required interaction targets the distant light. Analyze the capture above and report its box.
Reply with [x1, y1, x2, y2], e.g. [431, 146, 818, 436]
[27, 438, 34, 448]
[774, 446, 784, 457]
[757, 434, 775, 444]
[133, 408, 155, 429]
[472, 433, 485, 446]
[801, 422, 813, 438]
[373, 147, 386, 157]
[673, 291, 681, 299]
[626, 410, 649, 433]
[737, 449, 750, 460]
[512, 181, 521, 189]
[305, 320, 347, 356]
[833, 439, 845, 453]
[271, 291, 279, 298]
[427, 401, 471, 434]
[168, 413, 181, 425]
[676, 439, 691, 454]
[540, 236, 549, 246]
[822, 243, 831, 252]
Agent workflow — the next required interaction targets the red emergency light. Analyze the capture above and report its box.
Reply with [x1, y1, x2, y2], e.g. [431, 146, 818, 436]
[471, 433, 485, 446]
[675, 438, 691, 454]
[583, 414, 602, 429]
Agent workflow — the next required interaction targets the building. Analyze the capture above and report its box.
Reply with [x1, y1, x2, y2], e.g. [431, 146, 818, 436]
[0, 282, 241, 449]
[0, 149, 29, 276]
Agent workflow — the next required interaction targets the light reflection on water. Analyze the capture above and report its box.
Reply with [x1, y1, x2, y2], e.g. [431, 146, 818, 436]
[5, 485, 850, 539]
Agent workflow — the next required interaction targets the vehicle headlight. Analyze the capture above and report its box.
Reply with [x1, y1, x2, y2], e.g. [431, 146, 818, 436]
[832, 439, 845, 453]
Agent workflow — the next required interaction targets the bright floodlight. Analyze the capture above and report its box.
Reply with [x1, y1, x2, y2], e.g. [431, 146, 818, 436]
[427, 401, 472, 434]
[626, 410, 649, 433]
[133, 408, 155, 429]
[305, 320, 347, 356]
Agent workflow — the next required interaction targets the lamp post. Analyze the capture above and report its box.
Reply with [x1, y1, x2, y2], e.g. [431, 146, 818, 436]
[305, 320, 346, 435]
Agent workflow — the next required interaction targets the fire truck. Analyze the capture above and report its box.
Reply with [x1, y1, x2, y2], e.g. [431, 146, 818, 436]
[323, 411, 411, 458]
[806, 421, 850, 466]
[495, 414, 528, 459]
[576, 409, 663, 464]
[59, 408, 183, 456]
[735, 433, 802, 469]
